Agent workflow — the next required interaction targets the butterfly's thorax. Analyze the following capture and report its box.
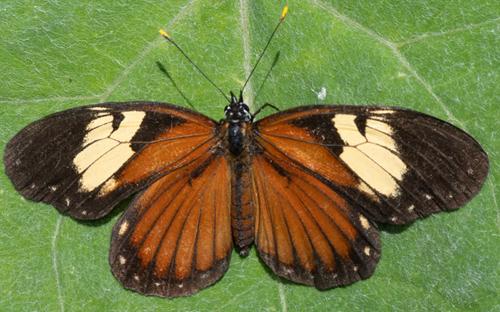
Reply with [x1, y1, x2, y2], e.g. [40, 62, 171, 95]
[223, 92, 255, 256]
[227, 123, 246, 156]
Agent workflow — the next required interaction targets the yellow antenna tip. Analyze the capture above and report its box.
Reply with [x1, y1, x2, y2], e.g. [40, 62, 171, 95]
[281, 7, 288, 20]
[159, 29, 170, 38]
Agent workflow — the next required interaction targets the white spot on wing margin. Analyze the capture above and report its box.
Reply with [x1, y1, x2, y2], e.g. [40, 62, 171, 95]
[359, 215, 370, 229]
[118, 221, 129, 236]
[364, 246, 371, 256]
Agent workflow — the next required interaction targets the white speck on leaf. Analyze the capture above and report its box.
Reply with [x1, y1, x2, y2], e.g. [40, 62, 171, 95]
[312, 87, 326, 100]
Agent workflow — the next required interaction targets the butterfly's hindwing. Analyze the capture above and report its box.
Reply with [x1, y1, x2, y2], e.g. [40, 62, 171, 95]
[109, 148, 232, 298]
[251, 142, 381, 288]
[4, 102, 218, 220]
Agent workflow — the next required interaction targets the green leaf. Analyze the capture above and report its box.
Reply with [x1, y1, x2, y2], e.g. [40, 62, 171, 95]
[1, 0, 499, 311]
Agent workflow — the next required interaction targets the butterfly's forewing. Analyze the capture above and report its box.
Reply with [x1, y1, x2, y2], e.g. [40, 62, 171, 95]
[251, 105, 489, 287]
[4, 102, 218, 220]
[109, 151, 233, 298]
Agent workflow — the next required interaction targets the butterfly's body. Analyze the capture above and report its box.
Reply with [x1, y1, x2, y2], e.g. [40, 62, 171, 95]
[223, 92, 255, 256]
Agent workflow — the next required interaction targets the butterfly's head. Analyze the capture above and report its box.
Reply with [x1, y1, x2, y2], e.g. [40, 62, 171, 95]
[224, 91, 251, 123]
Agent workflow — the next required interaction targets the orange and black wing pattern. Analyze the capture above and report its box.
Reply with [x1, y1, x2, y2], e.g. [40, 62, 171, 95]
[4, 102, 218, 220]
[3, 100, 490, 297]
[250, 104, 489, 288]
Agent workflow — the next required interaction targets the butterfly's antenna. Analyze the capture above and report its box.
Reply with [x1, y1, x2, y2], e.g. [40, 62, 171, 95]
[159, 29, 231, 104]
[241, 7, 288, 93]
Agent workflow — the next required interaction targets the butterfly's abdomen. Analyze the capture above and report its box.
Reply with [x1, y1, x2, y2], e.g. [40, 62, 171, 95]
[225, 122, 255, 256]
[230, 159, 254, 256]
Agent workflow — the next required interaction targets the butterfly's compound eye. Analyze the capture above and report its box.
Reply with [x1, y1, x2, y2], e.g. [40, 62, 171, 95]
[241, 104, 250, 114]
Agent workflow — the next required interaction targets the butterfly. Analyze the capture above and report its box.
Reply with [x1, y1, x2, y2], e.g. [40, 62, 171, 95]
[3, 8, 490, 298]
